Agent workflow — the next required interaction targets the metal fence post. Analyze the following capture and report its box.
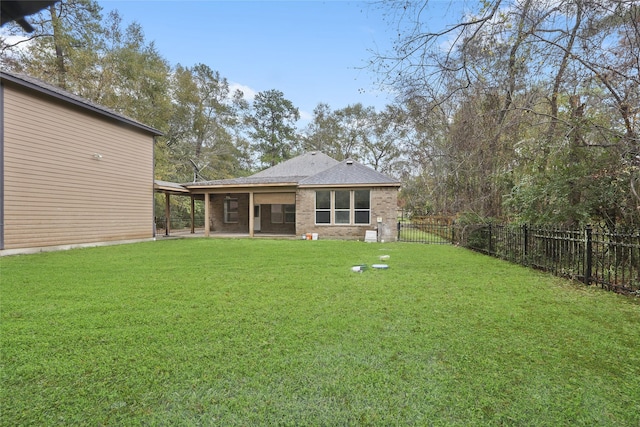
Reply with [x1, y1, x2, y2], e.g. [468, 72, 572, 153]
[488, 224, 493, 255]
[397, 221, 401, 241]
[523, 224, 529, 265]
[584, 224, 593, 285]
[451, 221, 456, 244]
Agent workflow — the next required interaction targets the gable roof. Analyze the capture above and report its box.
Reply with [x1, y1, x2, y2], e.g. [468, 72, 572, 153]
[251, 151, 338, 178]
[185, 152, 339, 189]
[299, 159, 401, 187]
[1, 70, 163, 136]
[180, 153, 400, 190]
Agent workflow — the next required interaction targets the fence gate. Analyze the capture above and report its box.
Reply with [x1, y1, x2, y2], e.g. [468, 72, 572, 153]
[397, 215, 454, 244]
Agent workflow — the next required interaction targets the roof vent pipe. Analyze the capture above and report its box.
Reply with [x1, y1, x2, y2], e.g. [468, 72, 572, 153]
[346, 160, 353, 165]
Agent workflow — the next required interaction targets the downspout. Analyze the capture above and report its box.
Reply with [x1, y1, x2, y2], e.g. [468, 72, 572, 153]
[165, 193, 171, 236]
[152, 136, 156, 239]
[249, 191, 254, 238]
[190, 195, 195, 234]
[0, 80, 5, 250]
[204, 193, 210, 237]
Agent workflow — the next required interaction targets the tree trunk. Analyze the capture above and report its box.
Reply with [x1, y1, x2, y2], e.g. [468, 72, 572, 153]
[567, 95, 584, 226]
[49, 4, 67, 89]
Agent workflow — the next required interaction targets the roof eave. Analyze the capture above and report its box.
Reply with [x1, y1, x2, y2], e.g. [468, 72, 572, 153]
[154, 181, 190, 194]
[298, 182, 401, 189]
[185, 182, 300, 191]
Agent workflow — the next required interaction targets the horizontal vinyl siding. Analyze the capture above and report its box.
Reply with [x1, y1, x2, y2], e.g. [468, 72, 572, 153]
[3, 83, 154, 249]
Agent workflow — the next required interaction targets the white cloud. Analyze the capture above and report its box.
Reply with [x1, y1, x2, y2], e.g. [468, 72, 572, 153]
[229, 82, 257, 102]
[299, 109, 313, 122]
[1, 33, 29, 45]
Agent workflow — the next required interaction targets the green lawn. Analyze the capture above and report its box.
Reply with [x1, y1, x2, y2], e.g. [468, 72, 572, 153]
[2, 239, 639, 425]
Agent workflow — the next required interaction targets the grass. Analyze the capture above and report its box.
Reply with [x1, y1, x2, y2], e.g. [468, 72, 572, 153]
[2, 239, 639, 426]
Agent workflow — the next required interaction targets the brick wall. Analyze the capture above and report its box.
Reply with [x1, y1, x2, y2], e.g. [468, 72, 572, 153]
[296, 187, 399, 241]
[209, 194, 249, 232]
[260, 205, 296, 234]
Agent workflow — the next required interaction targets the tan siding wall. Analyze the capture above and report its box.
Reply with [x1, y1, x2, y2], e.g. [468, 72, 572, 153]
[296, 187, 399, 241]
[3, 83, 154, 249]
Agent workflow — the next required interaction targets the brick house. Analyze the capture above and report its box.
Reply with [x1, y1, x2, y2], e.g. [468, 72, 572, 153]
[182, 152, 401, 241]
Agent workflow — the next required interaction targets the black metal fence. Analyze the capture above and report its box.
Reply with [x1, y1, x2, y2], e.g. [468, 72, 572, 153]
[398, 216, 640, 295]
[397, 215, 454, 244]
[155, 214, 205, 233]
[455, 223, 640, 295]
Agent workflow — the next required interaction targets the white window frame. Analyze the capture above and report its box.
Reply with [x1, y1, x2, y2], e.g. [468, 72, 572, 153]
[354, 190, 371, 225]
[314, 190, 371, 225]
[334, 190, 351, 224]
[315, 191, 331, 224]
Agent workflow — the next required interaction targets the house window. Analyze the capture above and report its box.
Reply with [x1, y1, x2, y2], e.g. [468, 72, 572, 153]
[271, 204, 284, 223]
[314, 190, 371, 225]
[315, 191, 331, 224]
[354, 190, 371, 224]
[224, 198, 238, 223]
[334, 190, 351, 224]
[271, 204, 296, 224]
[284, 204, 296, 223]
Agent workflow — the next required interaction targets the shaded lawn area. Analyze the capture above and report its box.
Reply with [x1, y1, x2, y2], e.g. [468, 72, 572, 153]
[1, 239, 639, 426]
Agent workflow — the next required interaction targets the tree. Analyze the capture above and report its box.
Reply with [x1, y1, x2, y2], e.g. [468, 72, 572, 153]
[1, 0, 103, 90]
[247, 89, 300, 168]
[301, 103, 343, 159]
[363, 104, 405, 174]
[333, 103, 375, 162]
[396, 96, 452, 214]
[301, 103, 378, 163]
[166, 63, 248, 182]
[372, 0, 639, 225]
[92, 11, 172, 131]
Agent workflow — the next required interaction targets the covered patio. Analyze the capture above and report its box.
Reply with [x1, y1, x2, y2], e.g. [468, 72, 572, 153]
[155, 180, 299, 238]
[154, 180, 203, 237]
[184, 180, 299, 238]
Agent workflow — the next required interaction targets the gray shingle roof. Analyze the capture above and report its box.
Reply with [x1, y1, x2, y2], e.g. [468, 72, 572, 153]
[251, 152, 338, 178]
[1, 70, 163, 136]
[182, 153, 400, 188]
[299, 159, 401, 186]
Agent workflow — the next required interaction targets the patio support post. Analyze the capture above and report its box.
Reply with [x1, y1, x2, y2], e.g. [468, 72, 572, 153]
[249, 191, 254, 238]
[190, 195, 195, 234]
[204, 193, 210, 237]
[164, 193, 170, 236]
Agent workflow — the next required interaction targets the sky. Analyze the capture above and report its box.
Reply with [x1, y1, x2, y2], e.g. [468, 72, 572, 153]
[95, 0, 402, 125]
